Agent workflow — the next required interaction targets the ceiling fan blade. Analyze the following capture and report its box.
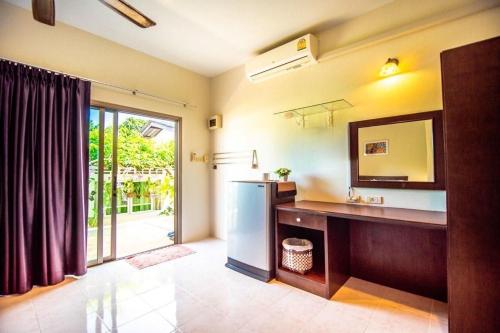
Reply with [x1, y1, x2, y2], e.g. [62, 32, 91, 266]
[32, 0, 55, 26]
[99, 0, 156, 28]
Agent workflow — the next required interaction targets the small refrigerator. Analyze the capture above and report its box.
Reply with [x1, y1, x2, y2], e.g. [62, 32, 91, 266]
[226, 180, 296, 281]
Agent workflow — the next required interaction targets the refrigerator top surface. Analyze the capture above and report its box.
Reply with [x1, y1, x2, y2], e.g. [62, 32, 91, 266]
[230, 180, 277, 183]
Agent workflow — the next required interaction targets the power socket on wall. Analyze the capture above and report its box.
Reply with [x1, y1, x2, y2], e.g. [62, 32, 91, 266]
[364, 196, 384, 204]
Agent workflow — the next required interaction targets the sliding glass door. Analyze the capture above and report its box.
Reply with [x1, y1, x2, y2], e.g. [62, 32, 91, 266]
[87, 106, 179, 265]
[87, 107, 114, 265]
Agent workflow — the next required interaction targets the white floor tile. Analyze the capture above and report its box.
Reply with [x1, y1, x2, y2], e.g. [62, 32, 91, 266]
[428, 317, 449, 333]
[178, 306, 238, 333]
[0, 298, 40, 333]
[0, 238, 448, 333]
[139, 284, 190, 309]
[114, 311, 175, 333]
[96, 296, 154, 329]
[38, 312, 108, 333]
[156, 292, 204, 327]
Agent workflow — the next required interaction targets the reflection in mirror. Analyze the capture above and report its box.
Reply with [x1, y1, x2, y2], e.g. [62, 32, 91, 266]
[358, 120, 434, 182]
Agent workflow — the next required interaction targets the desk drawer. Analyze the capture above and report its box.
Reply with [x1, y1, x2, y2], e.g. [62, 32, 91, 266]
[277, 210, 326, 230]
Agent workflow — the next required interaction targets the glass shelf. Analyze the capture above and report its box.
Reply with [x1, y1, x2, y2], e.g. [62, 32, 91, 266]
[274, 99, 353, 128]
[273, 99, 353, 118]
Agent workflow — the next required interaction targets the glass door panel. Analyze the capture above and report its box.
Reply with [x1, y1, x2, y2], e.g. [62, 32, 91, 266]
[102, 111, 115, 259]
[88, 106, 178, 265]
[87, 108, 115, 265]
[87, 108, 100, 264]
[115, 112, 176, 258]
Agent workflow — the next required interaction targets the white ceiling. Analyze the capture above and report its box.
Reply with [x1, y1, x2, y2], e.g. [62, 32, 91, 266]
[6, 0, 393, 77]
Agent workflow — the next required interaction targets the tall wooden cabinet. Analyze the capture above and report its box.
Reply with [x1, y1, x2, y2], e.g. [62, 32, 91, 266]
[441, 37, 500, 333]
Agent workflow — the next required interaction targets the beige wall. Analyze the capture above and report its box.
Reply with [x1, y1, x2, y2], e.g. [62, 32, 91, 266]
[1, 1, 499, 242]
[0, 2, 211, 242]
[210, 5, 500, 239]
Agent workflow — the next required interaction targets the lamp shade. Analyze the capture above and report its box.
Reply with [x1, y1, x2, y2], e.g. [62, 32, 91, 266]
[379, 58, 400, 77]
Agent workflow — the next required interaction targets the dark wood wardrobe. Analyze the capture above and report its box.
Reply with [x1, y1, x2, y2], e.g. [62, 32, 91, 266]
[441, 37, 500, 332]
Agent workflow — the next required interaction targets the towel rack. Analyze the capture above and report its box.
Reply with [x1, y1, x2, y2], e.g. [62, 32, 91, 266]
[212, 150, 258, 169]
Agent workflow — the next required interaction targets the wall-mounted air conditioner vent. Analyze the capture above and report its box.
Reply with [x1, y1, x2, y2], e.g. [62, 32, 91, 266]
[245, 34, 318, 83]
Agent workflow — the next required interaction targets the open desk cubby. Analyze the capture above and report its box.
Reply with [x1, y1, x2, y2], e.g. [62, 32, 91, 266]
[275, 208, 350, 299]
[277, 224, 326, 284]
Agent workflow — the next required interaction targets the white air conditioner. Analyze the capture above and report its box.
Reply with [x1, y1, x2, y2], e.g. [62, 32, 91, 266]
[245, 34, 318, 83]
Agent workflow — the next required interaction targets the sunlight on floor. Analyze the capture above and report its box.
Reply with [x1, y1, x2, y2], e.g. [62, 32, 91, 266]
[87, 213, 174, 260]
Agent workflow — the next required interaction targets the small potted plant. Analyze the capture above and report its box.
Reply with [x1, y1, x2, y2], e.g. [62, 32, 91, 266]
[275, 168, 291, 182]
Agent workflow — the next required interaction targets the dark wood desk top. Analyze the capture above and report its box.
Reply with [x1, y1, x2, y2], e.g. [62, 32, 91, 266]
[276, 201, 447, 230]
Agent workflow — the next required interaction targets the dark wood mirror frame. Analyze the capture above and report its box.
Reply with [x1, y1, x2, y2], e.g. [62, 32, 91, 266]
[349, 110, 445, 190]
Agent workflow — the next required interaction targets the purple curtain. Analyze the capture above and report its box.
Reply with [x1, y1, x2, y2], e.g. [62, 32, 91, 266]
[0, 60, 90, 295]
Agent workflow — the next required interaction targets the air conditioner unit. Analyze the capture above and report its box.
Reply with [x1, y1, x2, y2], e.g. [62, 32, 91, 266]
[245, 34, 318, 83]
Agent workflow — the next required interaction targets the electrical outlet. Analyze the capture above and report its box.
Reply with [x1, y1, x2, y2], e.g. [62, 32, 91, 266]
[365, 196, 383, 204]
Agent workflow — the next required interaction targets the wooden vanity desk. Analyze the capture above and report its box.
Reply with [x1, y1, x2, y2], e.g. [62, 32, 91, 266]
[275, 200, 447, 301]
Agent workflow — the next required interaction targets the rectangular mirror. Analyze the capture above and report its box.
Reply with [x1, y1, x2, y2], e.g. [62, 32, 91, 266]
[349, 111, 445, 190]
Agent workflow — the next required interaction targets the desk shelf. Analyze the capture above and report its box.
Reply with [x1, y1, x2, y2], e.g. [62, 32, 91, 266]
[276, 267, 327, 297]
[275, 211, 350, 299]
[276, 223, 327, 290]
[277, 266, 326, 284]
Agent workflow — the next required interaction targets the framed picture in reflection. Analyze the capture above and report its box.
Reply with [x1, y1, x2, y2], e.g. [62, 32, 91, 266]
[364, 140, 388, 156]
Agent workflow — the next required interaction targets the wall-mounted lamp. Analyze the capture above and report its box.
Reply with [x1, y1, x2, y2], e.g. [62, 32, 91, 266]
[379, 58, 400, 77]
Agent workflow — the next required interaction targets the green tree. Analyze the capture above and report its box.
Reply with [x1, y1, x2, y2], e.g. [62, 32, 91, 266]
[89, 119, 99, 167]
[88, 116, 177, 224]
[88, 117, 175, 171]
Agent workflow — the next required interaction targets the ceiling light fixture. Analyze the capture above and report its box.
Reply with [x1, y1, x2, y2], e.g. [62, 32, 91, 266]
[98, 0, 156, 28]
[141, 121, 173, 138]
[379, 58, 400, 77]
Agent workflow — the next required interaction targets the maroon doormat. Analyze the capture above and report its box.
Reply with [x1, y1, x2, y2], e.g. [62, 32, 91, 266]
[126, 245, 195, 269]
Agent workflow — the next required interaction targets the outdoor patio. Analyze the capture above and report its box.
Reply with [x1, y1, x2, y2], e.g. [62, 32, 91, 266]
[87, 211, 174, 261]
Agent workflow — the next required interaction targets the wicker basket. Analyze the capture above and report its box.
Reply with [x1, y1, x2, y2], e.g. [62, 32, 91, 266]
[282, 238, 313, 274]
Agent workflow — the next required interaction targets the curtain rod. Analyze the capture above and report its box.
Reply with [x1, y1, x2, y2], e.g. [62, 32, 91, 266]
[0, 57, 192, 108]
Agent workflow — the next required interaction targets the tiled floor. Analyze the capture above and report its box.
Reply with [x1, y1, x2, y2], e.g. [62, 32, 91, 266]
[0, 238, 448, 333]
